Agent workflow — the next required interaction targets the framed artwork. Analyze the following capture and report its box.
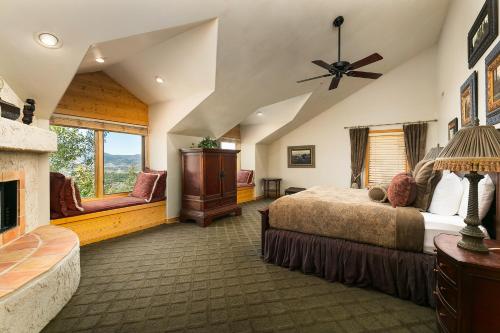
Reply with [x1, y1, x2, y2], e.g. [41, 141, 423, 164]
[287, 145, 315, 168]
[460, 71, 478, 127]
[485, 40, 500, 125]
[468, 0, 498, 68]
[448, 118, 458, 141]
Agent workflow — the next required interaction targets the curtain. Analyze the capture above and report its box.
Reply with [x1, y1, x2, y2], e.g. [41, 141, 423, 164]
[349, 127, 369, 189]
[403, 123, 428, 171]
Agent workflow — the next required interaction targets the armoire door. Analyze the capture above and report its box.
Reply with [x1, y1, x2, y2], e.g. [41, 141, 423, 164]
[221, 152, 237, 199]
[203, 152, 222, 202]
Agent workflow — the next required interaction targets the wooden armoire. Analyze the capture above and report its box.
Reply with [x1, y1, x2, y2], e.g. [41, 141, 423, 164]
[180, 148, 241, 226]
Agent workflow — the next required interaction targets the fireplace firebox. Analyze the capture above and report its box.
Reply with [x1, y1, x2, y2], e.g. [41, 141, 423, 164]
[0, 180, 18, 232]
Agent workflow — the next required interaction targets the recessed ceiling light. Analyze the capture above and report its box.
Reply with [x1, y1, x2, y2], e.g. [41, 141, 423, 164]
[257, 111, 263, 116]
[155, 76, 165, 84]
[95, 57, 105, 63]
[35, 32, 62, 49]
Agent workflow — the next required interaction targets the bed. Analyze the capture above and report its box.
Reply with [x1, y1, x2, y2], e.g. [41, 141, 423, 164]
[259, 174, 499, 307]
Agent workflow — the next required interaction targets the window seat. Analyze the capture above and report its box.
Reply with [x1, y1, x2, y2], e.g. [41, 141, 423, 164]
[0, 225, 80, 333]
[236, 169, 256, 204]
[51, 197, 167, 246]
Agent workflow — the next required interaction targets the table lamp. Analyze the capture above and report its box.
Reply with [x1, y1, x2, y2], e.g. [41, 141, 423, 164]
[434, 122, 500, 252]
[423, 144, 443, 160]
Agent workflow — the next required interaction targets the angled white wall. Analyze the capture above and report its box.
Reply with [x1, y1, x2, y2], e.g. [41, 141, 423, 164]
[267, 46, 439, 192]
[437, 0, 500, 142]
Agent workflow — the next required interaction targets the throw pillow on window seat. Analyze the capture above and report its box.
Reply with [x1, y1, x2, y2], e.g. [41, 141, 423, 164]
[387, 173, 417, 208]
[130, 172, 160, 203]
[62, 177, 84, 215]
[50, 172, 67, 216]
[144, 168, 167, 201]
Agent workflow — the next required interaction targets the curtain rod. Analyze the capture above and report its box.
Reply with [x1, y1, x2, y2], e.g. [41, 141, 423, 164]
[344, 119, 438, 130]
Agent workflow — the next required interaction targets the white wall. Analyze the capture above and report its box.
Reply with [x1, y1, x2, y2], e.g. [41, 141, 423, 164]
[437, 0, 500, 142]
[267, 46, 439, 192]
[166, 134, 202, 218]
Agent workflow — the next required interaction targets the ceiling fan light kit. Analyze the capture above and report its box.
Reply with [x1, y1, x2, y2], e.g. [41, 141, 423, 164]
[298, 16, 383, 90]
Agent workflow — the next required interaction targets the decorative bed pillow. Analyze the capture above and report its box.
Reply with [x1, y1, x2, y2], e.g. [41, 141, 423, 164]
[413, 160, 442, 211]
[368, 184, 389, 203]
[458, 174, 495, 220]
[144, 168, 167, 201]
[130, 172, 160, 202]
[428, 172, 463, 216]
[50, 172, 67, 215]
[387, 173, 417, 208]
[62, 177, 84, 213]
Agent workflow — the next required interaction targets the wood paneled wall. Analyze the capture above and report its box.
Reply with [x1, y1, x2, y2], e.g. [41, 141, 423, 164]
[220, 125, 240, 140]
[54, 71, 148, 126]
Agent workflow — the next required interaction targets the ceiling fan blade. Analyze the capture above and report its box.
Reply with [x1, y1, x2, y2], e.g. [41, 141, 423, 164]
[347, 71, 383, 79]
[329, 76, 341, 90]
[312, 60, 332, 70]
[297, 74, 332, 83]
[349, 53, 383, 70]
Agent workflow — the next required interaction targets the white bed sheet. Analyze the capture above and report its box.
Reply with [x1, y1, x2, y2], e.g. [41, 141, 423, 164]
[422, 212, 490, 254]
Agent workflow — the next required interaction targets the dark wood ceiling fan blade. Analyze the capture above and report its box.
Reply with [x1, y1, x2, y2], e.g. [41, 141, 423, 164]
[312, 60, 332, 70]
[329, 77, 341, 90]
[297, 74, 332, 83]
[349, 53, 383, 70]
[347, 71, 382, 79]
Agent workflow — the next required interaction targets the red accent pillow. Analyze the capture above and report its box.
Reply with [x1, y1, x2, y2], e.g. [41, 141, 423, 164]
[237, 170, 253, 184]
[50, 172, 67, 215]
[130, 172, 160, 202]
[61, 177, 84, 215]
[144, 168, 167, 201]
[387, 173, 417, 208]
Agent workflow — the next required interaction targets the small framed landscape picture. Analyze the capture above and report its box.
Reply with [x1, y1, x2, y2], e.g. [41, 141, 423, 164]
[468, 0, 498, 68]
[448, 118, 458, 141]
[288, 145, 315, 168]
[460, 71, 478, 127]
[485, 40, 500, 125]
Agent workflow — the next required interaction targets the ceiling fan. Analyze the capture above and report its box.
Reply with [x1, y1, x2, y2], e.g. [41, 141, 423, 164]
[297, 16, 383, 90]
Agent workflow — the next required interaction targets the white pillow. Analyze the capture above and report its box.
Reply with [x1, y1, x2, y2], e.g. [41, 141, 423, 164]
[428, 172, 463, 216]
[458, 174, 495, 220]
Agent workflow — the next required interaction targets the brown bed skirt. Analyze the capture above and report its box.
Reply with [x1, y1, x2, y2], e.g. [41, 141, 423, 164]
[264, 228, 436, 307]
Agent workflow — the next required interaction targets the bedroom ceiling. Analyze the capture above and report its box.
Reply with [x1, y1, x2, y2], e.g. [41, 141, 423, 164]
[0, 0, 449, 140]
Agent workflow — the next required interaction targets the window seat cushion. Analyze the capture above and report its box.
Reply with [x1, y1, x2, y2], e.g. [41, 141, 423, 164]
[51, 196, 164, 220]
[237, 182, 255, 189]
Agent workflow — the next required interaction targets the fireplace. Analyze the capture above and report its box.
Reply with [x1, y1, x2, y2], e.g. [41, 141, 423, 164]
[0, 180, 18, 232]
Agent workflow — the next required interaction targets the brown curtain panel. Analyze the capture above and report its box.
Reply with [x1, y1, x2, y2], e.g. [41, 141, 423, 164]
[403, 123, 428, 171]
[349, 127, 369, 188]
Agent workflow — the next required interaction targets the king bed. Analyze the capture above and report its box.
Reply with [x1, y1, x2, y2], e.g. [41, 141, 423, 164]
[259, 174, 499, 307]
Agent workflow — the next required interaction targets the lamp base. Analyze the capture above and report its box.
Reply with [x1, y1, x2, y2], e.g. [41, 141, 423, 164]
[457, 231, 489, 253]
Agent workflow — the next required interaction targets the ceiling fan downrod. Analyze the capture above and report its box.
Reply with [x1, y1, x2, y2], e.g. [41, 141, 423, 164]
[333, 16, 344, 63]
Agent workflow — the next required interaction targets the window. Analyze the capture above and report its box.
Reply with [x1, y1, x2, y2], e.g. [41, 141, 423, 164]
[49, 126, 96, 198]
[104, 132, 144, 194]
[220, 141, 236, 150]
[50, 125, 145, 198]
[365, 130, 407, 187]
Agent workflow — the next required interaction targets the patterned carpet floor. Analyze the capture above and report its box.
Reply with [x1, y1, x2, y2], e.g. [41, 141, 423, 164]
[43, 200, 437, 333]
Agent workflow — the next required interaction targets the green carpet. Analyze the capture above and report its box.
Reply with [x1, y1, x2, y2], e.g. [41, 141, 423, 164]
[43, 200, 437, 333]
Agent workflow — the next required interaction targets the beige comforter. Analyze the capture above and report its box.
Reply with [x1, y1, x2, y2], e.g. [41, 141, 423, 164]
[269, 186, 424, 252]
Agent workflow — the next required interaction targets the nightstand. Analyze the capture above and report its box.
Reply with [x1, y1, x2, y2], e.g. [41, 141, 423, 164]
[434, 234, 500, 333]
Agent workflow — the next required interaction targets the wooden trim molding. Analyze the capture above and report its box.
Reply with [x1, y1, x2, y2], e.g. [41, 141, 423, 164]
[50, 115, 148, 136]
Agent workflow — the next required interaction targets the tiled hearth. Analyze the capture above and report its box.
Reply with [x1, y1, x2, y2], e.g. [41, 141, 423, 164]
[0, 170, 26, 246]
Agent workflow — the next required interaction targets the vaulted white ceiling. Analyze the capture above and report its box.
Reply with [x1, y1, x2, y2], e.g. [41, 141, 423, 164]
[0, 0, 449, 141]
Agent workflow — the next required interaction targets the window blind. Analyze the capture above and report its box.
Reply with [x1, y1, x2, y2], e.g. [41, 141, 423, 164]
[366, 131, 407, 186]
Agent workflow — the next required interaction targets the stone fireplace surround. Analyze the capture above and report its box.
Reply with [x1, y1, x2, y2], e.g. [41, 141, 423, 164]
[0, 118, 81, 333]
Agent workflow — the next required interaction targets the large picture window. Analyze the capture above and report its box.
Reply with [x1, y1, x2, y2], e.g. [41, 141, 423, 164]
[50, 125, 145, 199]
[104, 132, 143, 194]
[49, 126, 96, 198]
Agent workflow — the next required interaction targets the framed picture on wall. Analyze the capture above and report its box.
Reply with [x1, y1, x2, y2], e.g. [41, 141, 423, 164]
[460, 71, 478, 127]
[448, 118, 458, 141]
[485, 40, 500, 125]
[287, 145, 315, 168]
[468, 0, 498, 68]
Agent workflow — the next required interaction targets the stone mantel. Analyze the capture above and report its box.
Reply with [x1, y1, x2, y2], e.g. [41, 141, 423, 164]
[0, 118, 56, 153]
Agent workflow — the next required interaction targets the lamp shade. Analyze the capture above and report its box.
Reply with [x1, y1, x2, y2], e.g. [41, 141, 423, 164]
[434, 125, 500, 172]
[423, 144, 444, 160]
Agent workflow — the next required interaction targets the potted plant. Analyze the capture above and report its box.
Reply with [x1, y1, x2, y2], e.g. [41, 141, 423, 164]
[197, 137, 218, 149]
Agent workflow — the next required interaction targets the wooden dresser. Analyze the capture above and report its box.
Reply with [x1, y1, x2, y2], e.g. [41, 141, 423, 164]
[434, 234, 500, 333]
[180, 148, 241, 227]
